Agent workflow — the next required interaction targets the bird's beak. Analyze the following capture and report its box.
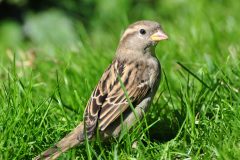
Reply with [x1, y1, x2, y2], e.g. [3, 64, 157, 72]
[150, 30, 168, 42]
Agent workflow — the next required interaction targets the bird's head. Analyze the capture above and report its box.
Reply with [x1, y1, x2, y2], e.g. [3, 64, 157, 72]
[117, 20, 168, 55]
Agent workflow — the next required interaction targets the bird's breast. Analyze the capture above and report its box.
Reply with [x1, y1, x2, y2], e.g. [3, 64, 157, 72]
[145, 57, 161, 88]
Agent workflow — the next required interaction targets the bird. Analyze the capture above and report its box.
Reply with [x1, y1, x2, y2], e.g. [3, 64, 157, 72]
[34, 20, 168, 160]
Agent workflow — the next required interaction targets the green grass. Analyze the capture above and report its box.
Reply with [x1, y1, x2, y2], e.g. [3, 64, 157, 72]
[0, 0, 240, 159]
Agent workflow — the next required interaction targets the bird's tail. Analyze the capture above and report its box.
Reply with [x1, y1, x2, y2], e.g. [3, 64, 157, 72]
[34, 122, 85, 160]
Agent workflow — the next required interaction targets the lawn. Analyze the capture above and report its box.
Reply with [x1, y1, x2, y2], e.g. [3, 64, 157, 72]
[0, 0, 240, 159]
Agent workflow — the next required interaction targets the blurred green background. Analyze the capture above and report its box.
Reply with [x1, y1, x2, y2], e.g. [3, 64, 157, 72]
[0, 0, 240, 159]
[1, 0, 238, 54]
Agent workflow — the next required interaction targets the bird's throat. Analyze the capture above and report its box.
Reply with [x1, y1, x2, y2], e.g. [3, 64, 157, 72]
[144, 45, 156, 57]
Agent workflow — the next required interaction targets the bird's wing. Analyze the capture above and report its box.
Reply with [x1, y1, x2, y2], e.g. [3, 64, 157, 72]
[84, 59, 152, 136]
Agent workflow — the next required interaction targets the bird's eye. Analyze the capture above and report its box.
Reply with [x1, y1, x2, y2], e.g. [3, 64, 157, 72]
[139, 29, 146, 35]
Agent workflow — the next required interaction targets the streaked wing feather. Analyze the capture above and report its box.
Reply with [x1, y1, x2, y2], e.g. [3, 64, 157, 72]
[98, 60, 151, 131]
[84, 59, 151, 135]
[98, 82, 150, 131]
[83, 62, 115, 137]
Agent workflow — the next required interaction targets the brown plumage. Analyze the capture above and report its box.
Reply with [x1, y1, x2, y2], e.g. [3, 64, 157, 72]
[34, 20, 168, 160]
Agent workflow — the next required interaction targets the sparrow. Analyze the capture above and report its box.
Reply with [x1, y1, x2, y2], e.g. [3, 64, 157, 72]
[34, 20, 168, 160]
